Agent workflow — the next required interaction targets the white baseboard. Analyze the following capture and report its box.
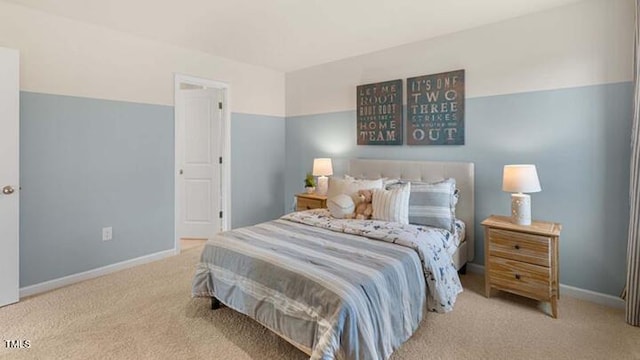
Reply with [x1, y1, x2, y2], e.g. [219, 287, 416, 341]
[19, 248, 180, 298]
[466, 263, 625, 309]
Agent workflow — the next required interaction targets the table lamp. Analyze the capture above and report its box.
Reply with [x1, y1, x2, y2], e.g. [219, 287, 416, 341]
[502, 164, 541, 225]
[313, 158, 333, 196]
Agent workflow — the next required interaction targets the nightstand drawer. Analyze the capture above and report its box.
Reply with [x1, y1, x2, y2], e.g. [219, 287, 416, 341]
[489, 256, 551, 300]
[488, 228, 551, 267]
[296, 197, 324, 211]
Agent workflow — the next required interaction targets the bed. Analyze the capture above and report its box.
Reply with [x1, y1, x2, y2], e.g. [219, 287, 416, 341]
[192, 159, 475, 359]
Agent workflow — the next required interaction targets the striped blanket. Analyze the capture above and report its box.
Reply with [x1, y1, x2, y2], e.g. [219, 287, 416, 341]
[192, 209, 462, 360]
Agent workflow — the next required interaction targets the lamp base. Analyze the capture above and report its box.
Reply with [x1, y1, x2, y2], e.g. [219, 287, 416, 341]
[316, 176, 329, 196]
[510, 193, 531, 225]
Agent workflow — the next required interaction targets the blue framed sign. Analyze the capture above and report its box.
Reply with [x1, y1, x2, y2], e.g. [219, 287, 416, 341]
[356, 79, 403, 145]
[407, 69, 465, 145]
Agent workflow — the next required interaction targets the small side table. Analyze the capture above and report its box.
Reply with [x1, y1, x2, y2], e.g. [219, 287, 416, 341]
[295, 193, 327, 211]
[481, 215, 562, 318]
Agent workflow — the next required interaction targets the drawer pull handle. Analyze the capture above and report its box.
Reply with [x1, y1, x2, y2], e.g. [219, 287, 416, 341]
[514, 244, 520, 250]
[515, 274, 521, 280]
[306, 206, 311, 209]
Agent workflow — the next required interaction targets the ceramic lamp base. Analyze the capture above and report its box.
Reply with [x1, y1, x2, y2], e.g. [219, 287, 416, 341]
[316, 176, 328, 196]
[511, 193, 531, 225]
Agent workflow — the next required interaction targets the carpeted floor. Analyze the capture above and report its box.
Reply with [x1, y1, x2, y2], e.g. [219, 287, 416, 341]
[1, 245, 638, 360]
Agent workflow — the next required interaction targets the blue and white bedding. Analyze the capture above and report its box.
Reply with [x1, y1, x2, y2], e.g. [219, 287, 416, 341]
[192, 209, 463, 360]
[448, 219, 466, 255]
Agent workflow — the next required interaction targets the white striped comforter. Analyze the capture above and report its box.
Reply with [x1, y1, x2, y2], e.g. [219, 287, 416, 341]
[192, 209, 463, 360]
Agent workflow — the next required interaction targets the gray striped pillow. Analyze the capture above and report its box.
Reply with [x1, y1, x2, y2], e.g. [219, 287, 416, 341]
[390, 179, 457, 232]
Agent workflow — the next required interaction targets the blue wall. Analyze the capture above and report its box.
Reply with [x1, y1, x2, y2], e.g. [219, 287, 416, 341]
[20, 82, 632, 297]
[20, 92, 175, 287]
[231, 113, 286, 228]
[19, 92, 286, 288]
[285, 82, 633, 296]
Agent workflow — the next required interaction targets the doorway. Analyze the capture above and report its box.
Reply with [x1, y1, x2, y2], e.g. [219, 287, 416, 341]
[174, 74, 231, 252]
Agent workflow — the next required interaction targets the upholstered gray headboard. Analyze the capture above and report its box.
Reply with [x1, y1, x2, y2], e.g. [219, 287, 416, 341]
[348, 159, 475, 262]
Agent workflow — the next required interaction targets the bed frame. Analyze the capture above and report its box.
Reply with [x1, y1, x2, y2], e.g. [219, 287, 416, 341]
[347, 159, 475, 270]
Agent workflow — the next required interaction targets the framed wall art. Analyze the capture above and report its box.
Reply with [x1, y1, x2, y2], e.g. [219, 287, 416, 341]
[406, 69, 465, 145]
[356, 79, 403, 145]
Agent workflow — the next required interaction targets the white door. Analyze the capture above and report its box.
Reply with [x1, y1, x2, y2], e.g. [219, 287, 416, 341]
[0, 47, 20, 307]
[176, 88, 222, 240]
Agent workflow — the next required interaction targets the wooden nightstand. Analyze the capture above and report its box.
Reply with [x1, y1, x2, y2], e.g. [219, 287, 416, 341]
[295, 193, 327, 211]
[481, 215, 562, 318]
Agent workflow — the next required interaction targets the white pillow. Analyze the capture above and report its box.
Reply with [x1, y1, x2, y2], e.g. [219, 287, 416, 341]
[345, 174, 399, 189]
[327, 177, 383, 201]
[327, 194, 355, 219]
[372, 182, 410, 224]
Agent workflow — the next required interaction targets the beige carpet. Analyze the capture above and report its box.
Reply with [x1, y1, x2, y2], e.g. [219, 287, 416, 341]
[180, 238, 207, 251]
[1, 245, 638, 360]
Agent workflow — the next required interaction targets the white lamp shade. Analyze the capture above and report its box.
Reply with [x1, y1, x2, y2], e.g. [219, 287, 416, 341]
[312, 158, 333, 176]
[502, 165, 541, 193]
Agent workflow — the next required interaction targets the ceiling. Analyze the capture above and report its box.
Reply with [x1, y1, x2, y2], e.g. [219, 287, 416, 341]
[6, 0, 584, 72]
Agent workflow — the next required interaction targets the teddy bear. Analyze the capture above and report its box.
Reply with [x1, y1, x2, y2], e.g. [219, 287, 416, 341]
[351, 189, 374, 220]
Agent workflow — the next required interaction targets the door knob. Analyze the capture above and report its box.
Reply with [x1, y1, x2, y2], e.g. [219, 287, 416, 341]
[2, 185, 15, 195]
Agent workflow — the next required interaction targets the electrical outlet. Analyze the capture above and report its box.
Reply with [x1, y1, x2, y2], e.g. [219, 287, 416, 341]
[102, 227, 113, 241]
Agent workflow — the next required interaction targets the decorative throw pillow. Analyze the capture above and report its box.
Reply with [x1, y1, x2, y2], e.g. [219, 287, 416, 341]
[327, 194, 355, 219]
[372, 182, 410, 224]
[390, 178, 457, 232]
[327, 177, 383, 202]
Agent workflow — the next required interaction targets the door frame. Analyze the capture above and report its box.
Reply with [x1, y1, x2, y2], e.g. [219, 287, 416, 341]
[174, 74, 231, 252]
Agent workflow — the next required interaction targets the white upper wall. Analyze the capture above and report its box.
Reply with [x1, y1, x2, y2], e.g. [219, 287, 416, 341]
[286, 0, 634, 117]
[1, 0, 584, 72]
[0, 1, 285, 116]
